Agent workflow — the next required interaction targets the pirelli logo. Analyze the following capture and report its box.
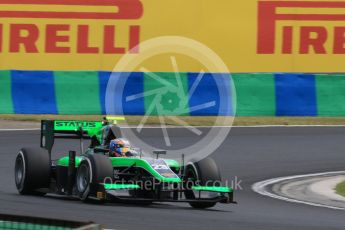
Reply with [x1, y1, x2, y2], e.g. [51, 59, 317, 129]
[0, 0, 143, 54]
[0, 0, 143, 20]
[257, 0, 345, 54]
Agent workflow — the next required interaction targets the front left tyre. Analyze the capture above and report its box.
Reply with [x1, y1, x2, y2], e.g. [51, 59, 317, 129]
[14, 148, 50, 195]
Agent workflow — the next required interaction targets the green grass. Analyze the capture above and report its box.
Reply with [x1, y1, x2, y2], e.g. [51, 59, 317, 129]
[1, 114, 345, 126]
[335, 180, 345, 197]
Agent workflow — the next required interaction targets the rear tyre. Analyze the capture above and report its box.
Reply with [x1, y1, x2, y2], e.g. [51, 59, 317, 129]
[14, 148, 50, 196]
[184, 158, 221, 209]
[76, 154, 113, 202]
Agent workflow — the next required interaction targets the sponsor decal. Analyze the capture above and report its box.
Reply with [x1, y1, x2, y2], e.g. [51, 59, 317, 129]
[113, 169, 120, 179]
[257, 0, 345, 54]
[0, 0, 143, 54]
[54, 121, 102, 130]
[152, 164, 169, 170]
[160, 173, 176, 178]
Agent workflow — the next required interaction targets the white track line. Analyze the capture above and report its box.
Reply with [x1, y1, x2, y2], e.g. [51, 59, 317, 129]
[121, 125, 345, 128]
[0, 128, 40, 131]
[234, 125, 345, 128]
[252, 171, 345, 211]
[0, 125, 344, 132]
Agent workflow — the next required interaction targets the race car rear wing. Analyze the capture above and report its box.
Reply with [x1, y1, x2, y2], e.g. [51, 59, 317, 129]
[40, 120, 103, 155]
[40, 119, 123, 155]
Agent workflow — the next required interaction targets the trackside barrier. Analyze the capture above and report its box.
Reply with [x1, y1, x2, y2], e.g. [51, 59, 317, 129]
[0, 70, 344, 116]
[0, 213, 102, 230]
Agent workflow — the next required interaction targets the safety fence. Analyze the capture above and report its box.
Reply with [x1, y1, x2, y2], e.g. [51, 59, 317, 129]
[0, 213, 101, 230]
[0, 70, 344, 116]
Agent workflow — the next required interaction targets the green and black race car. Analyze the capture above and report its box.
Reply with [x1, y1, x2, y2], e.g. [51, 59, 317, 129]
[14, 118, 235, 209]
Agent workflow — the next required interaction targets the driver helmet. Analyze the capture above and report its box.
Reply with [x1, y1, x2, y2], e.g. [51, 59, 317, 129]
[109, 138, 131, 157]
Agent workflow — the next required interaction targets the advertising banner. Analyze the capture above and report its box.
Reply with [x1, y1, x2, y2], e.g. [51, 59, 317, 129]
[0, 0, 344, 72]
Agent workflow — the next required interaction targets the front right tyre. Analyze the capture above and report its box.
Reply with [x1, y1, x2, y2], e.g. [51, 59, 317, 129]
[184, 157, 222, 209]
[76, 154, 113, 202]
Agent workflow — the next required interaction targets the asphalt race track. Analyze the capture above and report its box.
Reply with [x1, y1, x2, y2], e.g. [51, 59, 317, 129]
[1, 127, 345, 230]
